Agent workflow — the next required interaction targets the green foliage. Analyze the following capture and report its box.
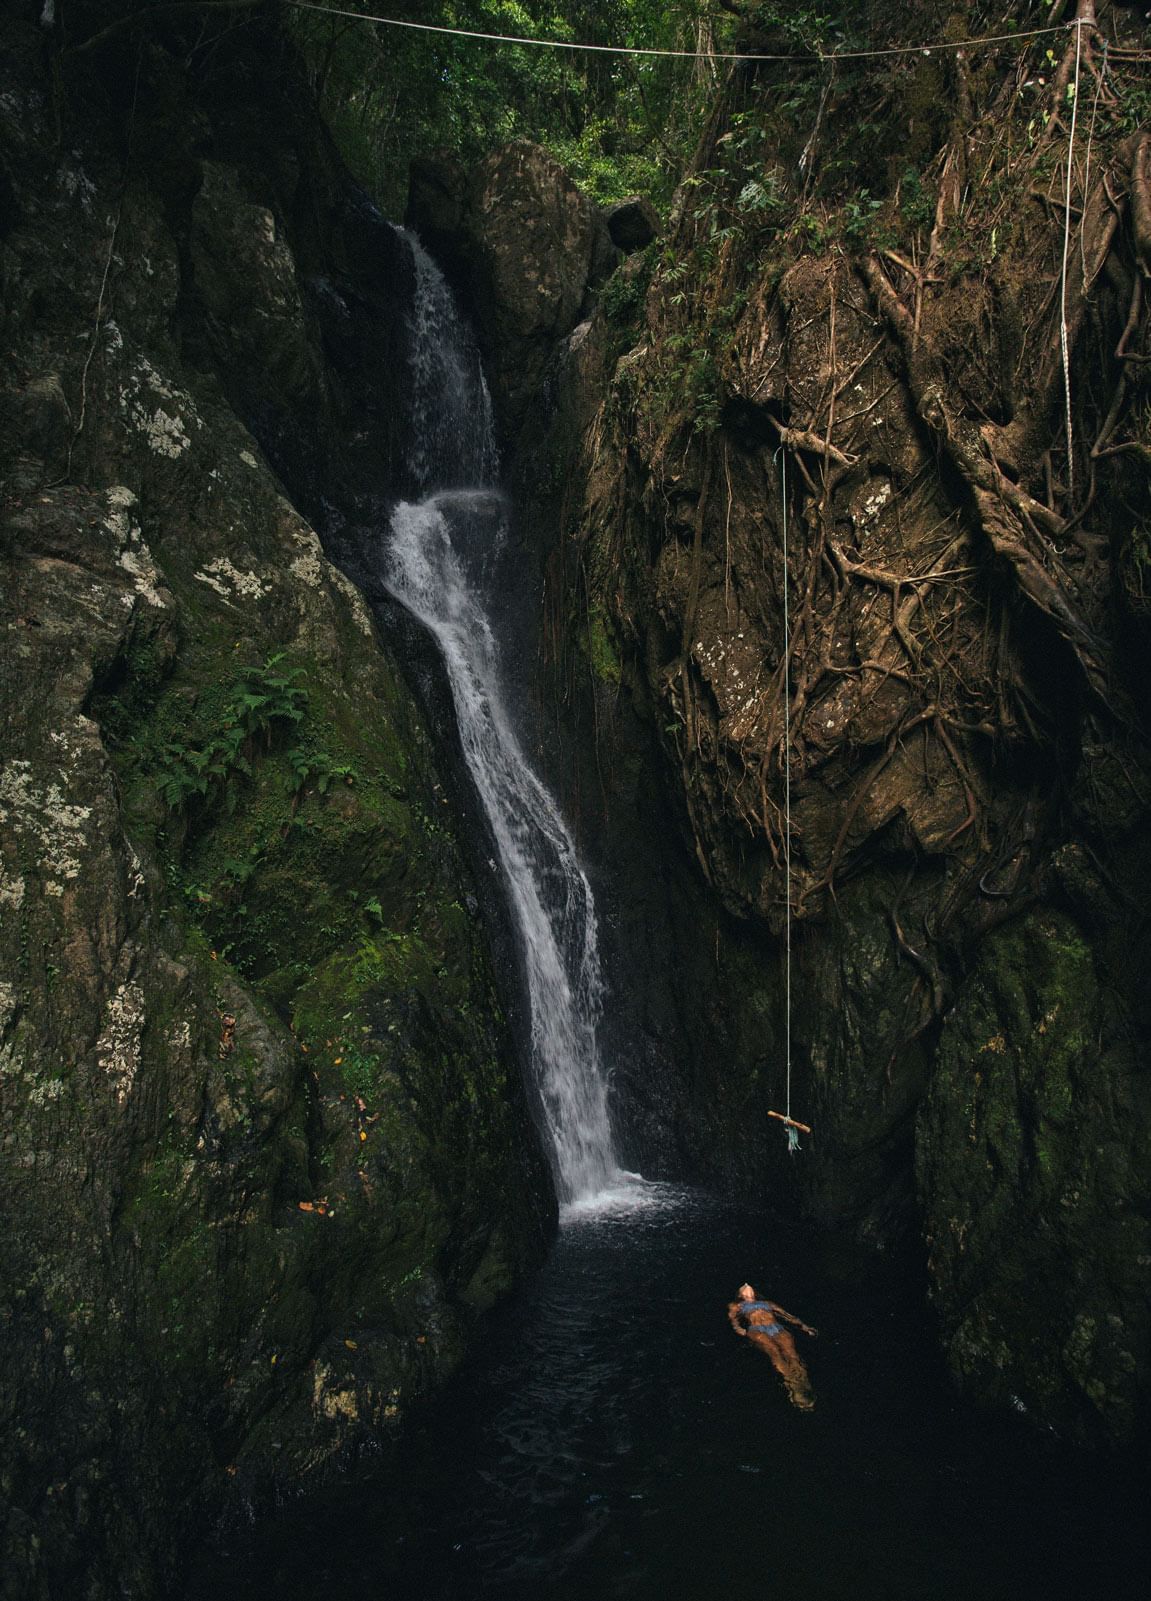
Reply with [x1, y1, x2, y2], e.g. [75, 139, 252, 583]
[600, 244, 654, 323]
[1114, 72, 1151, 135]
[332, 1037, 390, 1101]
[659, 336, 721, 433]
[287, 1, 729, 212]
[745, 1, 839, 51]
[841, 187, 883, 243]
[156, 726, 250, 813]
[734, 175, 784, 217]
[286, 746, 359, 798]
[546, 118, 665, 205]
[898, 165, 935, 232]
[233, 654, 308, 736]
[153, 654, 308, 816]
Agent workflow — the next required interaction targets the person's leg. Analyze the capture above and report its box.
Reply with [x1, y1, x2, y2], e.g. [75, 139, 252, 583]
[781, 1355, 814, 1410]
[753, 1329, 815, 1410]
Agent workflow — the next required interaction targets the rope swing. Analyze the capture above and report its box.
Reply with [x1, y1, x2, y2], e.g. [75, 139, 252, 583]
[768, 448, 810, 1155]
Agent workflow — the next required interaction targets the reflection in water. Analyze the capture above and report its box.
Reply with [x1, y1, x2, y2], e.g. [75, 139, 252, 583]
[189, 1192, 1147, 1601]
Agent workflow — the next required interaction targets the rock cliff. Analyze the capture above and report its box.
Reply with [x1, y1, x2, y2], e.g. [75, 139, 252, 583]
[408, 140, 618, 440]
[3, 4, 1150, 1590]
[477, 9, 1151, 1446]
[0, 10, 550, 1596]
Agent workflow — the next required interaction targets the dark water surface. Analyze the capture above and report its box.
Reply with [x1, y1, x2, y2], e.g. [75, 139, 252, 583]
[190, 1188, 1147, 1600]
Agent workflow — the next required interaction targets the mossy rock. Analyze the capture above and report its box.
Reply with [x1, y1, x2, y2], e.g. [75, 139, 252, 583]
[917, 909, 1151, 1442]
[0, 27, 551, 1596]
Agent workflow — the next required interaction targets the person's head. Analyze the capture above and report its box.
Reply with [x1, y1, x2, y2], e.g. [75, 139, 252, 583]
[738, 1283, 756, 1301]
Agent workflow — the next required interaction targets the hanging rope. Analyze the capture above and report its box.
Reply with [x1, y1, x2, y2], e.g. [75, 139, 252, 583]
[767, 448, 809, 1156]
[782, 447, 794, 1149]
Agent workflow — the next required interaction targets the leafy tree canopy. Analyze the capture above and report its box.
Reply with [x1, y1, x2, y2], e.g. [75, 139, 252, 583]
[287, 0, 739, 210]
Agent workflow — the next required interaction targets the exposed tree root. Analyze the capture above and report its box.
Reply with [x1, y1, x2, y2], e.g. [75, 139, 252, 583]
[562, 0, 1151, 991]
[860, 255, 1120, 717]
[1131, 132, 1151, 276]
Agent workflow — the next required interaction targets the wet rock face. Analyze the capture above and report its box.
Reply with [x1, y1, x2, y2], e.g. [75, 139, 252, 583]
[917, 912, 1150, 1441]
[190, 161, 324, 406]
[408, 140, 617, 436]
[0, 15, 549, 1598]
[510, 86, 1151, 1443]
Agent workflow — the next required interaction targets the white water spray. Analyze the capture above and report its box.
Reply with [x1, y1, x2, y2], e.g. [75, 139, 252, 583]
[386, 233, 626, 1209]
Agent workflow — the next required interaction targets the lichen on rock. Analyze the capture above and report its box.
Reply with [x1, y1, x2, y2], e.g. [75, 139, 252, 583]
[0, 12, 550, 1597]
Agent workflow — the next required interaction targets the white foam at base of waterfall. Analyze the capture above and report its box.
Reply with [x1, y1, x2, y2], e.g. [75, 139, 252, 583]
[559, 1175, 685, 1225]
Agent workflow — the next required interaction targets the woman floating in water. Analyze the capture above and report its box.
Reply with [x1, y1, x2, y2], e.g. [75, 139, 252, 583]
[728, 1282, 818, 1410]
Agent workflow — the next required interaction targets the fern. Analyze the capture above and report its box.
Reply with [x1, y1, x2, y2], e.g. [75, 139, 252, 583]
[155, 654, 312, 815]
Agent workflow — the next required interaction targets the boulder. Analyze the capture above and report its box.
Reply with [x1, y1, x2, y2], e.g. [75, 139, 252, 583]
[190, 162, 322, 405]
[605, 194, 660, 252]
[15, 372, 71, 461]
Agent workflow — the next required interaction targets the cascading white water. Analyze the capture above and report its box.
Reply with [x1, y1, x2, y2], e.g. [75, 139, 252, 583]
[385, 232, 625, 1209]
[403, 238, 498, 496]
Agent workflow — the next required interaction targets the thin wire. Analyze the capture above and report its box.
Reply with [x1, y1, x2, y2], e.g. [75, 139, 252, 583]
[284, 2, 1078, 65]
[1059, 18, 1084, 504]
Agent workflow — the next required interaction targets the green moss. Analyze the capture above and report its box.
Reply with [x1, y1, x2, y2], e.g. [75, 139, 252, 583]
[38, 463, 554, 1516]
[582, 605, 622, 686]
[600, 247, 655, 329]
[915, 905, 1150, 1433]
[103, 622, 442, 1015]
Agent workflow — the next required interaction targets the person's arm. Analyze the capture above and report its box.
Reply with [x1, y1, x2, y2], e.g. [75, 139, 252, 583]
[727, 1301, 748, 1336]
[770, 1302, 818, 1337]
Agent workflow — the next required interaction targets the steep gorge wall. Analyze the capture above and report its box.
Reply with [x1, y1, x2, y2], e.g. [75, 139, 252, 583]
[0, 11, 551, 1596]
[494, 6, 1151, 1446]
[3, 6, 1149, 1589]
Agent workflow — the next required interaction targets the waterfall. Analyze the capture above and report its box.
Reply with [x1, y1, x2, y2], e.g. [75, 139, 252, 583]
[385, 232, 624, 1209]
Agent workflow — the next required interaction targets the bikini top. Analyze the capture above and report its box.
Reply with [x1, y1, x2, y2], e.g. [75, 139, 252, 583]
[739, 1300, 776, 1317]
